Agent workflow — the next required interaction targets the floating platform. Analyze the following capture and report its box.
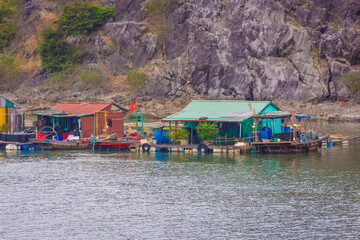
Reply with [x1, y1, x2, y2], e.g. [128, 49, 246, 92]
[131, 143, 252, 154]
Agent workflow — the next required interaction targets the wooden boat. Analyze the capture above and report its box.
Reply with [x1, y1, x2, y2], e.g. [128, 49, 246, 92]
[82, 139, 140, 151]
[251, 136, 328, 154]
[250, 111, 330, 154]
[30, 139, 90, 150]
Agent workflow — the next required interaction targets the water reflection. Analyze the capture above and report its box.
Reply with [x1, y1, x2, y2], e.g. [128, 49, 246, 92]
[0, 139, 359, 239]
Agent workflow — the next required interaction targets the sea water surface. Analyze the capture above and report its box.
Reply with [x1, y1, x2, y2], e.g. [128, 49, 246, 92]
[0, 122, 359, 239]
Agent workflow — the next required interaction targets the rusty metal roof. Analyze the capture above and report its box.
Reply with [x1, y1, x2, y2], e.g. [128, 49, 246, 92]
[51, 102, 111, 115]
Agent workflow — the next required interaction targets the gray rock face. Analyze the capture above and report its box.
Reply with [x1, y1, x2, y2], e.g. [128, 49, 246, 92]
[65, 0, 360, 102]
[114, 0, 146, 22]
[23, 0, 42, 17]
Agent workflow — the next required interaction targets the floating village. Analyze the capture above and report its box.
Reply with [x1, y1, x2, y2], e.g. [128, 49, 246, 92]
[0, 93, 357, 154]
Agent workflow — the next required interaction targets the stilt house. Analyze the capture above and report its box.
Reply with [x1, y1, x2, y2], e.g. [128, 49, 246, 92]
[35, 102, 123, 139]
[162, 100, 282, 144]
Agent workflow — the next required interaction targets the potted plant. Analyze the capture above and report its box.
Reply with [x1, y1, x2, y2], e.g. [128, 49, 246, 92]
[167, 128, 189, 145]
[195, 122, 219, 144]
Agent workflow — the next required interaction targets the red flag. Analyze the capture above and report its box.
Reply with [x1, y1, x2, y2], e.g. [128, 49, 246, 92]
[129, 100, 137, 112]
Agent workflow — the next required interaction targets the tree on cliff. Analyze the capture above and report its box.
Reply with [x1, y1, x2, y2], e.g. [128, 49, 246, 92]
[54, 1, 114, 36]
[39, 1, 115, 72]
[39, 29, 80, 72]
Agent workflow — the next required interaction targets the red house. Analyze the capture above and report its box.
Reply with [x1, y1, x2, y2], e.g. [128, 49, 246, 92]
[36, 102, 124, 139]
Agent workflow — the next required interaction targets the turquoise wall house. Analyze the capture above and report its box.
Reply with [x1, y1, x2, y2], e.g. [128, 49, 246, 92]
[162, 100, 282, 143]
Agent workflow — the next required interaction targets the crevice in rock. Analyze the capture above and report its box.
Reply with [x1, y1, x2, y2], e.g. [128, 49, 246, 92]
[326, 65, 336, 101]
[246, 86, 254, 101]
[288, 58, 308, 87]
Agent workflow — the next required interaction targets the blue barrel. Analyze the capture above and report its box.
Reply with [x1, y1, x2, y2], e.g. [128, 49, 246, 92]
[162, 130, 170, 144]
[54, 136, 63, 141]
[154, 129, 164, 144]
[260, 127, 272, 140]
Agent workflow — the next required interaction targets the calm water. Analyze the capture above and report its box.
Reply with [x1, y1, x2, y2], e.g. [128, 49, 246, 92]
[0, 122, 360, 239]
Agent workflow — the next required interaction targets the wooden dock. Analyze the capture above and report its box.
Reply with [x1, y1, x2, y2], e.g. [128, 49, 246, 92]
[130, 143, 252, 154]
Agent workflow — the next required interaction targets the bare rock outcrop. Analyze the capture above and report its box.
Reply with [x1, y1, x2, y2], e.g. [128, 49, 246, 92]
[12, 0, 360, 106]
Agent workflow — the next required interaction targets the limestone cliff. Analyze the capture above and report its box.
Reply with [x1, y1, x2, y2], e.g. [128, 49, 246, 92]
[3, 0, 360, 109]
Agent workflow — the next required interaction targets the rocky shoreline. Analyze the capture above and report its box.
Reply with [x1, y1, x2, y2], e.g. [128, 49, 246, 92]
[275, 100, 360, 122]
[14, 91, 360, 122]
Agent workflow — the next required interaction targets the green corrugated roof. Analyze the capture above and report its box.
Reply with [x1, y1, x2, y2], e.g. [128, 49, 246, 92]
[34, 109, 92, 117]
[0, 94, 20, 108]
[163, 100, 279, 122]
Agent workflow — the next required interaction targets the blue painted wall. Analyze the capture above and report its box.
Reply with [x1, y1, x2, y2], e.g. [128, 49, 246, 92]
[260, 103, 282, 134]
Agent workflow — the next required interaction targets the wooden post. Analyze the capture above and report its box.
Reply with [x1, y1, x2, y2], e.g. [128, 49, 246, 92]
[92, 112, 96, 143]
[239, 122, 242, 139]
[141, 112, 144, 134]
[95, 113, 98, 136]
[253, 118, 258, 142]
[135, 111, 138, 131]
[191, 125, 193, 144]
[168, 121, 171, 144]
[104, 111, 107, 138]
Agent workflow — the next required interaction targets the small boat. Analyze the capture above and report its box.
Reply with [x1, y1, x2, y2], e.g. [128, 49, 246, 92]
[82, 139, 140, 151]
[30, 139, 90, 150]
[251, 136, 328, 153]
[250, 111, 329, 153]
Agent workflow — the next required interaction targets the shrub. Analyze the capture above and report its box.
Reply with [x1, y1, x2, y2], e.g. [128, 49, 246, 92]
[312, 47, 319, 55]
[39, 2, 113, 72]
[0, 53, 19, 71]
[0, 53, 21, 91]
[45, 71, 67, 84]
[195, 122, 219, 142]
[342, 71, 360, 92]
[54, 1, 115, 36]
[125, 69, 148, 87]
[0, 0, 16, 50]
[144, 0, 167, 17]
[167, 128, 189, 141]
[39, 29, 80, 72]
[78, 68, 104, 88]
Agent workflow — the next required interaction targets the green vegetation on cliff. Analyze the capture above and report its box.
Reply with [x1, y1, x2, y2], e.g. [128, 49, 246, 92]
[0, 0, 16, 50]
[54, 1, 114, 36]
[0, 53, 20, 90]
[39, 29, 80, 72]
[343, 71, 360, 92]
[144, 0, 173, 52]
[125, 69, 149, 88]
[40, 1, 114, 73]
